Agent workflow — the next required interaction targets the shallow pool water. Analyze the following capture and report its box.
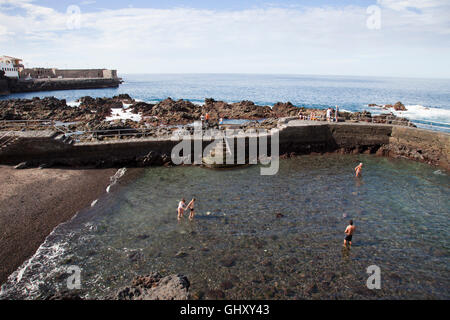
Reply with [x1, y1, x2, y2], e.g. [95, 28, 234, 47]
[1, 155, 449, 299]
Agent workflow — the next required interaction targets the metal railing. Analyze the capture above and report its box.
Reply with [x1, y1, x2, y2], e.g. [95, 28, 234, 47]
[0, 119, 56, 130]
[0, 131, 18, 149]
[69, 127, 161, 141]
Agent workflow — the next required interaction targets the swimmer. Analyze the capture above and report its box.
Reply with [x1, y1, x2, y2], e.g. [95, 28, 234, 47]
[186, 198, 196, 220]
[177, 198, 186, 220]
[355, 162, 363, 177]
[344, 220, 356, 247]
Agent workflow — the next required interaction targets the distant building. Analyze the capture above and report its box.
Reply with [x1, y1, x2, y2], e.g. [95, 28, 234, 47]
[20, 67, 118, 80]
[1, 55, 119, 81]
[0, 56, 23, 78]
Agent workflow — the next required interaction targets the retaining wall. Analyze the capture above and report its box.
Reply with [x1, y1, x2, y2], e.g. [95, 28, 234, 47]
[0, 123, 448, 170]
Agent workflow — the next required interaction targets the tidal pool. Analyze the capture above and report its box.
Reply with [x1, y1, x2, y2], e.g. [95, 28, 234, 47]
[1, 155, 449, 299]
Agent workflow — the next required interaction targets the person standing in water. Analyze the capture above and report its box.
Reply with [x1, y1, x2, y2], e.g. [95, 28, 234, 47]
[355, 162, 363, 177]
[177, 198, 186, 220]
[186, 198, 196, 220]
[344, 220, 356, 247]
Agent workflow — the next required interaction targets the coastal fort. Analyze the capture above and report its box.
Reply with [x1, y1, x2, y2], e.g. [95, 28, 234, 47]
[0, 55, 121, 95]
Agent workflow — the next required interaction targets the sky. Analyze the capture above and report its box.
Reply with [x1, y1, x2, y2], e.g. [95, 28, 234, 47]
[0, 0, 449, 78]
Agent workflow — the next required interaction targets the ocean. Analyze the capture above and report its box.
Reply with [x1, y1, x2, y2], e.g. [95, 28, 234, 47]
[2, 74, 450, 132]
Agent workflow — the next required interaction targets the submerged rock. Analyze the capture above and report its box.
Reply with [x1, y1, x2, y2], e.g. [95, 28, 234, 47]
[206, 289, 225, 299]
[116, 272, 190, 300]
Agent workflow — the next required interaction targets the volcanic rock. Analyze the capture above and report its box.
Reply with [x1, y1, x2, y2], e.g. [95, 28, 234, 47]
[116, 272, 190, 300]
[393, 101, 407, 111]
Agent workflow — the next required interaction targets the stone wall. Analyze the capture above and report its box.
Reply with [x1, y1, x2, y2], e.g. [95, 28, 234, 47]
[20, 68, 118, 79]
[9, 78, 120, 93]
[0, 124, 448, 170]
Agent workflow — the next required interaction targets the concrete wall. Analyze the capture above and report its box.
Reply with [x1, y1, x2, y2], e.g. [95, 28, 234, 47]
[20, 68, 118, 79]
[0, 124, 448, 170]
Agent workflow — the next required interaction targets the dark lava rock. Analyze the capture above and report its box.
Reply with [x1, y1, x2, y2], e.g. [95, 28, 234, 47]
[117, 272, 190, 300]
[47, 289, 83, 300]
[136, 234, 149, 240]
[393, 101, 407, 111]
[220, 256, 236, 267]
[190, 290, 205, 300]
[272, 101, 298, 117]
[261, 259, 273, 267]
[286, 257, 299, 265]
[206, 289, 225, 299]
[220, 280, 234, 290]
[306, 283, 319, 295]
[322, 271, 336, 282]
[128, 250, 144, 262]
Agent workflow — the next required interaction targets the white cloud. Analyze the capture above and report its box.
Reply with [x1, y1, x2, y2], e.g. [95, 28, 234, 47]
[0, 0, 449, 77]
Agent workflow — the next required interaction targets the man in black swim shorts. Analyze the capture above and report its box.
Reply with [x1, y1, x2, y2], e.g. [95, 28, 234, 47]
[344, 219, 355, 247]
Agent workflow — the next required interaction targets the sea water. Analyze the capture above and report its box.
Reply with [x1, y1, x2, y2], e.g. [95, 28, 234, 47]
[1, 74, 449, 132]
[1, 155, 448, 299]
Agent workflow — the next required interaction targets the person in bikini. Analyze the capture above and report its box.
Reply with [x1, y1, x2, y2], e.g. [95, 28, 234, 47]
[344, 220, 356, 247]
[186, 198, 196, 220]
[355, 162, 363, 177]
[177, 198, 186, 220]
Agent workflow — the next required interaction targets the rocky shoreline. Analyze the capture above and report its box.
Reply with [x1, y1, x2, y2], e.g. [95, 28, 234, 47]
[1, 94, 447, 171]
[0, 94, 415, 136]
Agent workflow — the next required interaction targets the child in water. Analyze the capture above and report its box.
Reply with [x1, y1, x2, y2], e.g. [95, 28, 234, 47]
[355, 162, 363, 177]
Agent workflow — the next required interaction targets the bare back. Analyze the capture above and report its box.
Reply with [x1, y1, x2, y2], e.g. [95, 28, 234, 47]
[345, 225, 356, 235]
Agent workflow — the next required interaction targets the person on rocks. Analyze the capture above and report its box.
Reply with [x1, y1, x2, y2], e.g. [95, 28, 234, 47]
[335, 105, 339, 122]
[326, 107, 332, 122]
[200, 114, 205, 128]
[354, 162, 363, 177]
[205, 113, 210, 127]
[177, 198, 186, 220]
[186, 198, 196, 221]
[344, 220, 356, 247]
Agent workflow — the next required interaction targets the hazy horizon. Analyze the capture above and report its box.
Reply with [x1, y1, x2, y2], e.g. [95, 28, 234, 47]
[118, 72, 450, 80]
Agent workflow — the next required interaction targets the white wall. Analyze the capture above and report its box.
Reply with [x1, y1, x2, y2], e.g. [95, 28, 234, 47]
[0, 62, 19, 78]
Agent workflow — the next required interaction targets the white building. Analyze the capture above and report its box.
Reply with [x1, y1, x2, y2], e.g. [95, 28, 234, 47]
[0, 56, 23, 78]
[0, 62, 19, 78]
